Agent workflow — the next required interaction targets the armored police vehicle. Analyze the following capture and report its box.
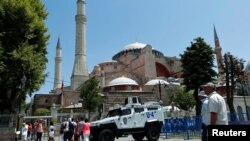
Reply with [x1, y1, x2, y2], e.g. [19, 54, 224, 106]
[90, 96, 164, 141]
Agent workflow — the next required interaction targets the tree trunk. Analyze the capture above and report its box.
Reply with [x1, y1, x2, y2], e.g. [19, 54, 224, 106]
[225, 54, 237, 123]
[194, 88, 201, 116]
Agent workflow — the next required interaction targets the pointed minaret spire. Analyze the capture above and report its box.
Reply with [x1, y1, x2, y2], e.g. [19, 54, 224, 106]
[213, 25, 224, 76]
[71, 0, 89, 90]
[54, 37, 62, 90]
[214, 25, 220, 48]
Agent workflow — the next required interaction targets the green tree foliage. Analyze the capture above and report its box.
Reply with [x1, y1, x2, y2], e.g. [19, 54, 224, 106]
[244, 61, 250, 85]
[35, 108, 50, 116]
[80, 76, 101, 119]
[170, 87, 195, 111]
[0, 0, 49, 113]
[222, 53, 245, 121]
[180, 37, 217, 116]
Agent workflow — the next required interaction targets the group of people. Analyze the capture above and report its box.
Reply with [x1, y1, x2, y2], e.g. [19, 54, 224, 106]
[21, 117, 90, 141]
[60, 117, 90, 141]
[21, 119, 45, 141]
[199, 82, 228, 141]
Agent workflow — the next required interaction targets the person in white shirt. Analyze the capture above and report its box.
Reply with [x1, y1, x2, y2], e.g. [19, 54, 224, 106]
[198, 91, 208, 141]
[202, 82, 228, 125]
[21, 122, 28, 141]
[77, 117, 85, 141]
[48, 121, 55, 141]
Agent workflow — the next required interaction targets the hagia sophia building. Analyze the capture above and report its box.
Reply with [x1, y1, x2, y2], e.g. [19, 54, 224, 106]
[31, 0, 182, 117]
[32, 0, 250, 119]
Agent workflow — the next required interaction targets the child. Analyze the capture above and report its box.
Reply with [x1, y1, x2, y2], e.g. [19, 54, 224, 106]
[21, 122, 28, 141]
[48, 121, 55, 141]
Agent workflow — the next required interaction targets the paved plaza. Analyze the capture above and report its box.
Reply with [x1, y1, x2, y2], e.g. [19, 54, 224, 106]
[37, 135, 200, 141]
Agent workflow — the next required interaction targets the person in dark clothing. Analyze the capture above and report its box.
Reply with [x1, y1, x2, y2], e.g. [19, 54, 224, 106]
[63, 118, 75, 141]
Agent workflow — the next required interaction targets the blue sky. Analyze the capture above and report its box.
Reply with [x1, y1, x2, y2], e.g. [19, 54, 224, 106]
[36, 0, 250, 95]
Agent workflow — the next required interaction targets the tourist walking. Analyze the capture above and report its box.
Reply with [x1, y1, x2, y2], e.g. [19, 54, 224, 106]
[36, 119, 44, 141]
[48, 121, 55, 141]
[63, 118, 75, 141]
[77, 117, 85, 141]
[198, 91, 208, 141]
[21, 122, 28, 141]
[71, 118, 77, 141]
[74, 120, 79, 141]
[27, 122, 33, 140]
[82, 119, 90, 141]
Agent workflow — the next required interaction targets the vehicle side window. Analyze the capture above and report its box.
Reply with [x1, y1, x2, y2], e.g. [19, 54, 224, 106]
[132, 97, 137, 103]
[147, 107, 158, 111]
[125, 98, 128, 105]
[107, 109, 121, 117]
[122, 109, 131, 116]
[134, 108, 144, 113]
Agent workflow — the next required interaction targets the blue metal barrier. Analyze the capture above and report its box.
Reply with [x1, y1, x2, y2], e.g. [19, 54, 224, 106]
[228, 112, 250, 125]
[162, 116, 202, 139]
[162, 113, 250, 140]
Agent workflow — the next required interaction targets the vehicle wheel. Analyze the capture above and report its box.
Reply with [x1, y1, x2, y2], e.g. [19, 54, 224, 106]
[146, 126, 160, 141]
[90, 134, 97, 141]
[132, 133, 144, 141]
[98, 129, 115, 141]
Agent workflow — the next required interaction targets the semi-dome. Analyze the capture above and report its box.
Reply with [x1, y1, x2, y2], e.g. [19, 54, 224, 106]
[145, 79, 169, 86]
[108, 76, 139, 86]
[122, 42, 147, 51]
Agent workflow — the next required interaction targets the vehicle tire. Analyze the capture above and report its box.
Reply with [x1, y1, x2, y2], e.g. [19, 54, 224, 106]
[146, 126, 160, 141]
[98, 129, 115, 141]
[132, 133, 144, 141]
[90, 134, 97, 141]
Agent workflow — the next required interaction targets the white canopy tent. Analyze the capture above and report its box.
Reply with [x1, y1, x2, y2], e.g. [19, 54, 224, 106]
[145, 79, 169, 85]
[163, 105, 181, 112]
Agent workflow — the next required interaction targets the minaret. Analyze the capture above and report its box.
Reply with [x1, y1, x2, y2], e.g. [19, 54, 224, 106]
[53, 37, 62, 90]
[71, 0, 89, 90]
[214, 25, 224, 76]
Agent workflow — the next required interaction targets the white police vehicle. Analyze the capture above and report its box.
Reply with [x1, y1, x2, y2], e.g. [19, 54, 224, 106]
[90, 96, 164, 141]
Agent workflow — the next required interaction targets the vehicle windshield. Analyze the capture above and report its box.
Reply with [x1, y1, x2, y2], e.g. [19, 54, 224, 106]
[106, 109, 121, 117]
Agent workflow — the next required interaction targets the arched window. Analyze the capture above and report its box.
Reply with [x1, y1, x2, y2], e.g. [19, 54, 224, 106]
[237, 106, 244, 121]
[246, 106, 250, 121]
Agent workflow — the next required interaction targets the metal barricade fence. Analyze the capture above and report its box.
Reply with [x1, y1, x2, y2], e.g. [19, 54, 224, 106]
[162, 113, 250, 140]
[162, 116, 202, 140]
[228, 112, 250, 125]
[0, 114, 16, 140]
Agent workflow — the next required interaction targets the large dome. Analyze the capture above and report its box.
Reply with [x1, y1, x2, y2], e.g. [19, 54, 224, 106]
[122, 42, 147, 51]
[108, 76, 139, 86]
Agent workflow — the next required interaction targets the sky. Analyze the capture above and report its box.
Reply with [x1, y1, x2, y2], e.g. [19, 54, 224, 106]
[35, 0, 250, 96]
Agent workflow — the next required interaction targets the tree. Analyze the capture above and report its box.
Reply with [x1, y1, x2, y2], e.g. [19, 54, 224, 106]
[180, 37, 217, 116]
[222, 53, 245, 121]
[35, 108, 50, 116]
[80, 76, 101, 119]
[244, 61, 250, 85]
[0, 0, 49, 113]
[170, 87, 195, 111]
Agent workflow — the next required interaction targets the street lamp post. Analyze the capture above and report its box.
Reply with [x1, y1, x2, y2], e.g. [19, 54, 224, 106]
[71, 102, 76, 118]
